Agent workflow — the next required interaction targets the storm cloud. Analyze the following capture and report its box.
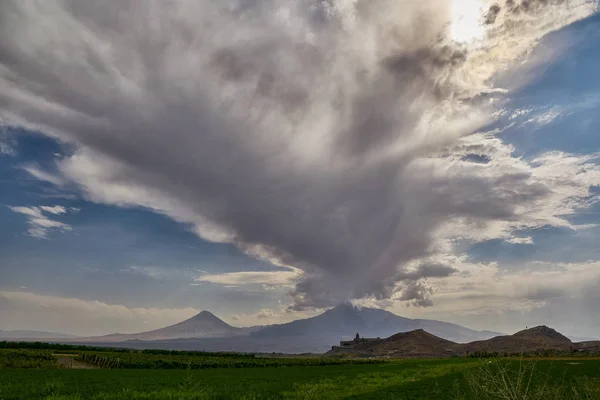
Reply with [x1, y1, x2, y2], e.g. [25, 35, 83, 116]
[0, 0, 598, 309]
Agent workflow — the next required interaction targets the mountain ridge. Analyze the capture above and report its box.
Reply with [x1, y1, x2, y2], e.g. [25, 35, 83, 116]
[328, 325, 600, 358]
[45, 303, 504, 353]
[0, 330, 79, 339]
[252, 303, 503, 344]
[5, 307, 598, 356]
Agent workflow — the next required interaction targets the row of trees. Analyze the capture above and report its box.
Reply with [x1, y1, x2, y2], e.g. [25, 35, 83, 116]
[0, 342, 254, 358]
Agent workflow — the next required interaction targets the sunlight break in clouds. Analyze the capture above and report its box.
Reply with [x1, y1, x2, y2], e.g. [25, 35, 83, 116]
[0, 0, 598, 310]
[450, 0, 488, 43]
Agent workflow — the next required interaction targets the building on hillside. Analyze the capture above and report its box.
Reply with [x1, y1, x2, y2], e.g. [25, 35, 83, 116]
[333, 333, 382, 350]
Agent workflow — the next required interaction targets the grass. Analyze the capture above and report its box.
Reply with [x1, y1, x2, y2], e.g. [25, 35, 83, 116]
[460, 359, 600, 400]
[2, 347, 600, 399]
[0, 359, 474, 399]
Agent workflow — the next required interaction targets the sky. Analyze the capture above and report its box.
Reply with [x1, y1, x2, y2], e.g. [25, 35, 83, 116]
[0, 0, 599, 338]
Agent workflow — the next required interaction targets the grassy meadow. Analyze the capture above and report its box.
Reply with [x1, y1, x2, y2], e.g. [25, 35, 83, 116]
[1, 345, 600, 399]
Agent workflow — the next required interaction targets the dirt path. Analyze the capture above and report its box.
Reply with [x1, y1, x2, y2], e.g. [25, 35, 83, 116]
[54, 354, 98, 369]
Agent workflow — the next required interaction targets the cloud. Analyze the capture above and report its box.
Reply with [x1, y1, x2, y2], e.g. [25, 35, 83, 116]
[8, 205, 73, 238]
[412, 258, 600, 315]
[525, 109, 562, 126]
[0, 290, 198, 336]
[0, 0, 597, 309]
[22, 165, 67, 186]
[39, 205, 67, 215]
[379, 256, 600, 335]
[0, 141, 11, 155]
[227, 304, 318, 326]
[399, 263, 459, 280]
[122, 266, 171, 281]
[255, 309, 278, 319]
[506, 236, 534, 244]
[0, 135, 13, 156]
[509, 93, 600, 129]
[196, 267, 302, 288]
[0, 121, 15, 155]
[431, 140, 600, 244]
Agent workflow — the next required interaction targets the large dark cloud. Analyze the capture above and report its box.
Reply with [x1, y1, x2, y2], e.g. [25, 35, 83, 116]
[0, 0, 596, 309]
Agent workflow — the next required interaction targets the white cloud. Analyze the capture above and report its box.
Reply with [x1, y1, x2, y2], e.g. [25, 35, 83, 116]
[382, 255, 600, 333]
[39, 205, 67, 215]
[0, 122, 14, 155]
[0, 139, 12, 155]
[22, 165, 67, 186]
[123, 266, 171, 281]
[430, 139, 600, 246]
[506, 236, 534, 245]
[509, 108, 533, 120]
[525, 109, 562, 126]
[0, 290, 198, 336]
[8, 205, 73, 238]
[0, 0, 597, 310]
[510, 93, 600, 130]
[196, 266, 303, 288]
[228, 304, 318, 326]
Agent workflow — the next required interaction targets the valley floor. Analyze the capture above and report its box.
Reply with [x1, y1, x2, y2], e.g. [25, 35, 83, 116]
[2, 358, 600, 399]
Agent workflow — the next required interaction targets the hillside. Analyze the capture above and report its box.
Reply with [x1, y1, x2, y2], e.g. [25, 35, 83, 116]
[329, 329, 459, 358]
[513, 326, 571, 343]
[463, 326, 573, 355]
[329, 325, 600, 358]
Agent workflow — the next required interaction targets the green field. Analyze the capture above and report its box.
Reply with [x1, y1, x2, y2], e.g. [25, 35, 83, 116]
[2, 346, 600, 399]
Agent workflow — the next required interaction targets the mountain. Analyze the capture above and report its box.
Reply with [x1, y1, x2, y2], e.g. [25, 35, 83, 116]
[253, 303, 503, 344]
[0, 330, 79, 339]
[62, 303, 503, 353]
[132, 311, 244, 339]
[76, 311, 252, 342]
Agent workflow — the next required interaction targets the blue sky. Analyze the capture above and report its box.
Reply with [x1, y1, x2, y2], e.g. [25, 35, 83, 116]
[467, 14, 600, 266]
[0, 130, 289, 327]
[1, 1, 599, 337]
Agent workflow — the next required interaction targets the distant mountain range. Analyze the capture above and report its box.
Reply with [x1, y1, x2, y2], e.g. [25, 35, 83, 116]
[328, 325, 600, 358]
[5, 314, 598, 359]
[0, 330, 79, 339]
[569, 335, 599, 342]
[22, 303, 504, 353]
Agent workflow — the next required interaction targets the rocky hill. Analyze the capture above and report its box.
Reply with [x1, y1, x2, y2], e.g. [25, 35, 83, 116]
[329, 329, 459, 358]
[328, 326, 600, 358]
[513, 326, 571, 343]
